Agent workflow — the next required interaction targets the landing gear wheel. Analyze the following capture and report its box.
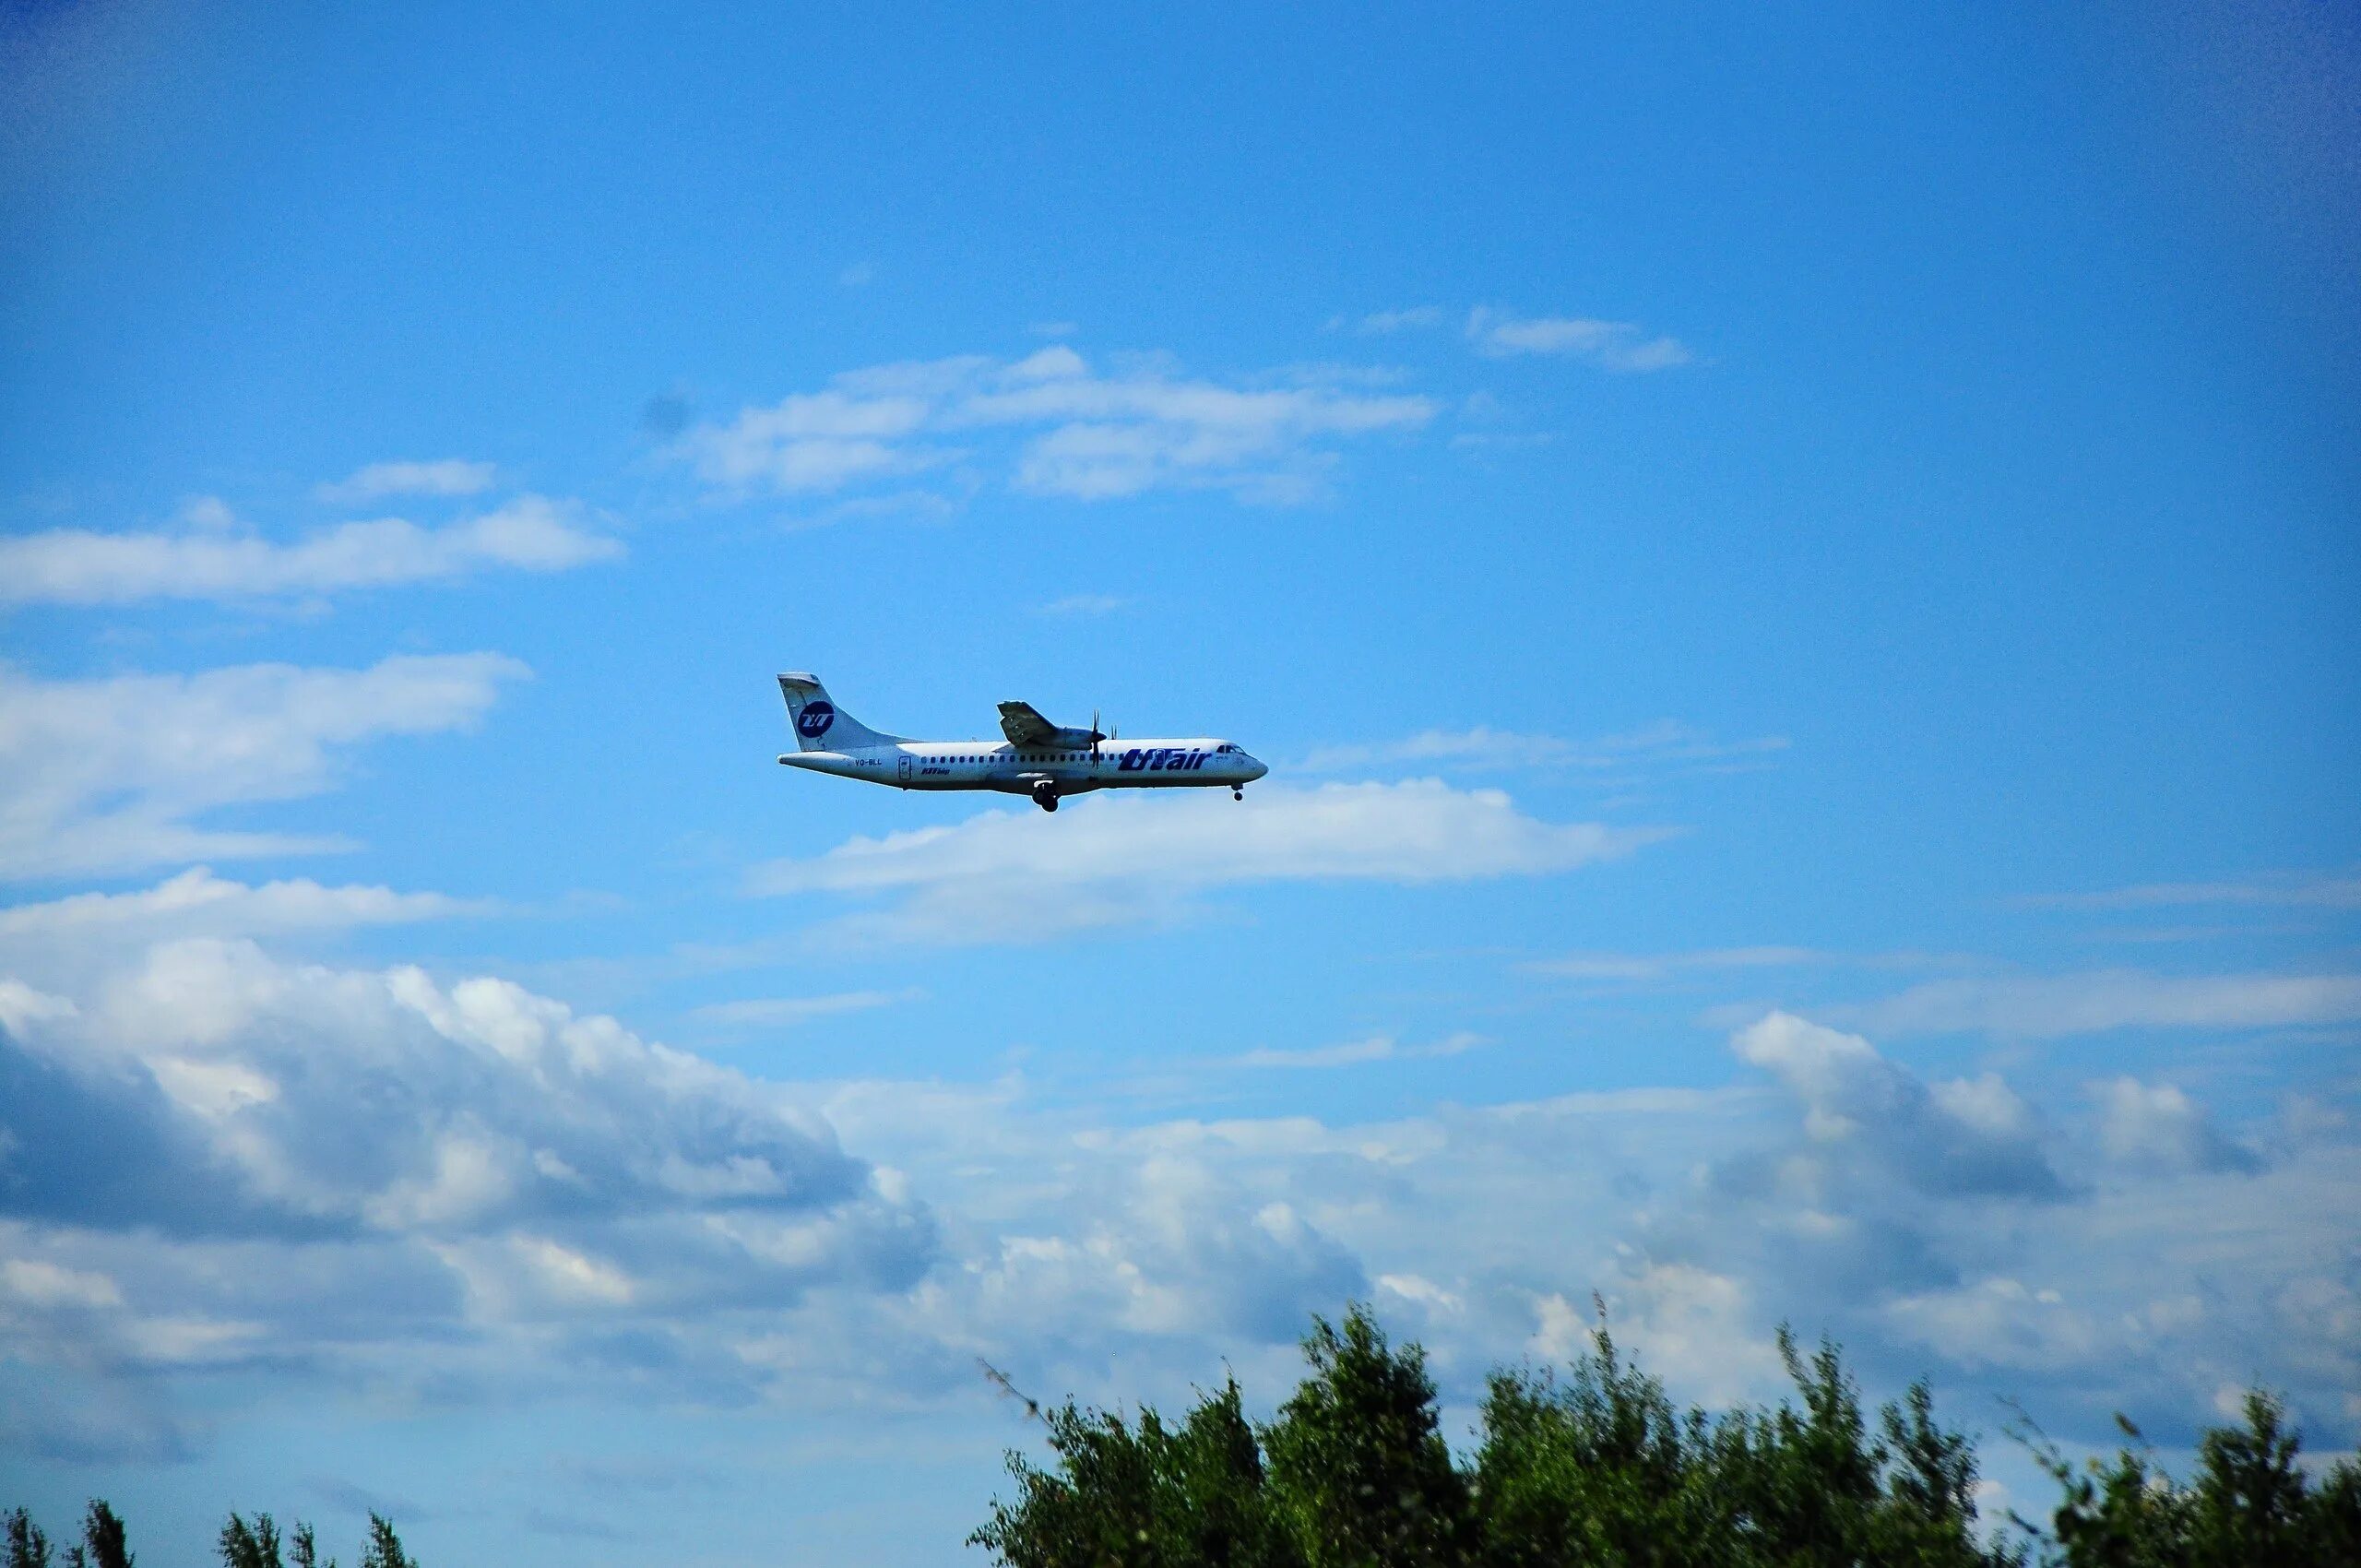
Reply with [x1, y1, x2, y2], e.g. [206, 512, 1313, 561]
[1032, 781, 1061, 814]
[1233, 789, 1244, 802]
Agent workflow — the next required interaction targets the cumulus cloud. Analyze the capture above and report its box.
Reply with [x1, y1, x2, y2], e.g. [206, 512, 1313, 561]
[0, 653, 528, 879]
[1531, 1265, 1786, 1410]
[1729, 1012, 2064, 1199]
[808, 1034, 2352, 1438]
[1465, 307, 1692, 371]
[314, 459, 498, 504]
[0, 939, 931, 1452]
[748, 780, 1665, 944]
[1882, 1277, 2105, 1372]
[2090, 1076, 2262, 1174]
[1, 938, 903, 1239]
[1835, 969, 2361, 1039]
[5, 933, 2350, 1464]
[672, 347, 1436, 505]
[0, 495, 619, 607]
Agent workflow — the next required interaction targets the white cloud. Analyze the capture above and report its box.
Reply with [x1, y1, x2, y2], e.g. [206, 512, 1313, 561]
[5, 926, 2352, 1464]
[1465, 306, 1692, 371]
[2090, 1076, 2260, 1174]
[1534, 1263, 1786, 1409]
[1836, 969, 2361, 1038]
[1731, 1012, 2062, 1197]
[1883, 1277, 2104, 1372]
[0, 868, 484, 942]
[690, 991, 915, 1029]
[1226, 1031, 1484, 1070]
[314, 458, 498, 504]
[673, 348, 1436, 506]
[1344, 306, 1445, 335]
[1297, 719, 1786, 778]
[811, 1029, 2354, 1434]
[748, 779, 1665, 944]
[0, 495, 619, 606]
[1036, 593, 1128, 617]
[0, 869, 491, 997]
[1526, 945, 1829, 981]
[0, 653, 528, 879]
[0, 936, 937, 1455]
[1, 1256, 124, 1310]
[677, 387, 940, 493]
[0, 980, 77, 1035]
[0, 934, 924, 1284]
[2020, 870, 2361, 911]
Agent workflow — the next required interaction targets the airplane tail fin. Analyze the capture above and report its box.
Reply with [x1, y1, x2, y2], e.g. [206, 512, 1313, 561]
[777, 673, 897, 752]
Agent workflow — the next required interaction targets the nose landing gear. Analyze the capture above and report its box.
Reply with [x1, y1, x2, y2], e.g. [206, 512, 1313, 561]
[1232, 788, 1244, 802]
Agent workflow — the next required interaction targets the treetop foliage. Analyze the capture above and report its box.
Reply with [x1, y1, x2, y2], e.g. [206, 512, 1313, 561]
[6, 1503, 129, 1568]
[210, 1510, 393, 1568]
[7, 1325, 2355, 1568]
[2014, 1391, 2360, 1568]
[972, 1304, 2358, 1568]
[0, 1504, 397, 1568]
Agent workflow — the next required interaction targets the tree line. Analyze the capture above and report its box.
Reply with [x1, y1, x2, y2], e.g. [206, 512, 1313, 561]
[9, 1305, 2356, 1566]
[972, 1305, 2361, 1568]
[4, 1505, 414, 1568]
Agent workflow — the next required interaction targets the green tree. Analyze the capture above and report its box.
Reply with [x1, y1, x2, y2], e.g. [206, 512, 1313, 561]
[218, 1514, 282, 1568]
[1476, 1321, 1735, 1568]
[288, 1521, 333, 1568]
[1263, 1306, 1475, 1568]
[1869, 1380, 2011, 1568]
[969, 1377, 1301, 1568]
[1475, 1315, 2011, 1568]
[2021, 1391, 2361, 1568]
[1164, 1379, 1302, 1568]
[6, 1509, 53, 1568]
[2189, 1392, 2308, 1568]
[357, 1515, 412, 1568]
[973, 1306, 2350, 1568]
[79, 1504, 128, 1568]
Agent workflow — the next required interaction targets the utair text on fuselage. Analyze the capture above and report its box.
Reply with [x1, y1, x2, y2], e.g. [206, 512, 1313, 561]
[774, 673, 1267, 813]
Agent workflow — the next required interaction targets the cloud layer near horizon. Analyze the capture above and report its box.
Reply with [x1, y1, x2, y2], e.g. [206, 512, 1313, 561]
[9, 921, 2344, 1467]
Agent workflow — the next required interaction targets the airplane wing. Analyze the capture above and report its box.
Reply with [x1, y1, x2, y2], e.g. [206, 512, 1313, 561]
[997, 701, 1058, 747]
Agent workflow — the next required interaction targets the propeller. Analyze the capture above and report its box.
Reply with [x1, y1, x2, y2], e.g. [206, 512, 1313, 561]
[1091, 708, 1103, 760]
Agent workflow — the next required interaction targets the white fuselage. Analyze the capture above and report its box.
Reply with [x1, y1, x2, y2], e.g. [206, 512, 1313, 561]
[779, 737, 1267, 798]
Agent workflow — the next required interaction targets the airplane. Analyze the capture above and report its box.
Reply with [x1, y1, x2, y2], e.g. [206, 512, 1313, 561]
[774, 673, 1267, 813]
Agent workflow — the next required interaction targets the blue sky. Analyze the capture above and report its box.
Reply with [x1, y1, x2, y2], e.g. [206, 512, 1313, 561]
[3, 3, 2356, 1563]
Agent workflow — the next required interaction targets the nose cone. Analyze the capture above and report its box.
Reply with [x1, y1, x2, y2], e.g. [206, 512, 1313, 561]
[1245, 754, 1269, 781]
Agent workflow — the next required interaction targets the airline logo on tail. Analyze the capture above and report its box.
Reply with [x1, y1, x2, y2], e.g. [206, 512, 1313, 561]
[795, 700, 836, 738]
